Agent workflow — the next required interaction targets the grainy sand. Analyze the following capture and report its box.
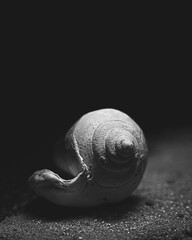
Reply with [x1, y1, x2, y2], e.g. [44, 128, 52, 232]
[0, 131, 192, 240]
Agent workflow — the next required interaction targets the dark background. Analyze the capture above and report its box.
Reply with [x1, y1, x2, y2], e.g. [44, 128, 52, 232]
[2, 9, 192, 163]
[1, 6, 192, 240]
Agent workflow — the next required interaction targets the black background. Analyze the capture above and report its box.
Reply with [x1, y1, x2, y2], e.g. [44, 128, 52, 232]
[2, 9, 192, 162]
[1, 6, 192, 240]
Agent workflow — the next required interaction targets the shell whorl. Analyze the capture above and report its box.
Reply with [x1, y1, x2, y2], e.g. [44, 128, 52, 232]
[92, 120, 138, 171]
[91, 118, 147, 188]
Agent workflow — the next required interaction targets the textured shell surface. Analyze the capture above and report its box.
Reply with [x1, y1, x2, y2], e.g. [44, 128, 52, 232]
[28, 108, 148, 207]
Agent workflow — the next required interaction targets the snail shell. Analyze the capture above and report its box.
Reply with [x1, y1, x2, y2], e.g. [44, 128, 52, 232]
[28, 108, 148, 207]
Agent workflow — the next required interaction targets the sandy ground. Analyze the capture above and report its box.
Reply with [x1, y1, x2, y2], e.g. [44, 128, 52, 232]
[0, 130, 192, 240]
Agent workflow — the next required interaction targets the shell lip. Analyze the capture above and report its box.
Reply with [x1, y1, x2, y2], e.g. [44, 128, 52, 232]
[28, 134, 92, 195]
[28, 166, 90, 193]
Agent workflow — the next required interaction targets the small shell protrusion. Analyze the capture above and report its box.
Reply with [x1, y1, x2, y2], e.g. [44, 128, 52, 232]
[92, 121, 138, 171]
[105, 128, 136, 162]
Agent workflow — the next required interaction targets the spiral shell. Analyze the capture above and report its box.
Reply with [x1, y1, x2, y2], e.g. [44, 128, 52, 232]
[28, 108, 148, 207]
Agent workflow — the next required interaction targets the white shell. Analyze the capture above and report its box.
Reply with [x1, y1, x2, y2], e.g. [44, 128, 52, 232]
[28, 108, 148, 206]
